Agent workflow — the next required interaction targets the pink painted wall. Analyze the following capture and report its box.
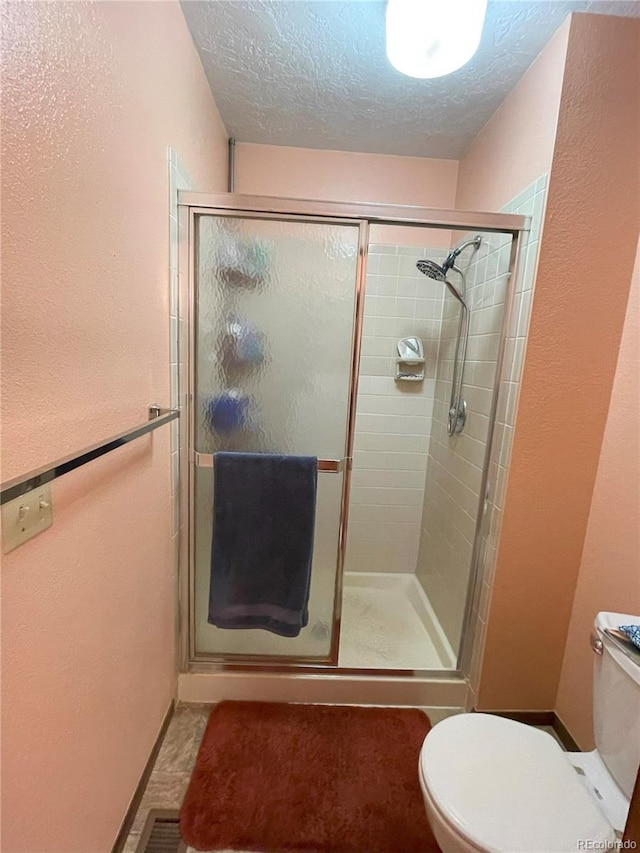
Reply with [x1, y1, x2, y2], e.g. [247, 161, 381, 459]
[555, 234, 640, 749]
[456, 17, 570, 212]
[476, 14, 640, 711]
[235, 142, 459, 247]
[0, 2, 227, 851]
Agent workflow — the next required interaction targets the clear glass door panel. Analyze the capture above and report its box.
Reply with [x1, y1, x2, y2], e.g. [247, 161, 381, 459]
[193, 213, 361, 659]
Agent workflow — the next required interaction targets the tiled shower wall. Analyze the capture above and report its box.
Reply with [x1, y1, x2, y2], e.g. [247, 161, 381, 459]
[415, 175, 547, 658]
[346, 244, 445, 574]
[468, 175, 548, 697]
[415, 232, 511, 649]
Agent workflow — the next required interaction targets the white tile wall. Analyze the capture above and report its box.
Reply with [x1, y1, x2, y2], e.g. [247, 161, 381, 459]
[416, 225, 514, 650]
[467, 175, 548, 699]
[346, 244, 445, 574]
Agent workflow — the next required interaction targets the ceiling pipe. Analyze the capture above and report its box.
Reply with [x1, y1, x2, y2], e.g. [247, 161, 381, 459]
[228, 137, 236, 193]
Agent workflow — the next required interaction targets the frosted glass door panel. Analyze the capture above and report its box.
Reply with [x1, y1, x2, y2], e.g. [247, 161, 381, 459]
[193, 214, 360, 659]
[194, 468, 344, 658]
[195, 216, 358, 457]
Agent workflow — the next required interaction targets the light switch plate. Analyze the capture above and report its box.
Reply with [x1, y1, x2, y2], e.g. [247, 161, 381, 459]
[2, 484, 53, 553]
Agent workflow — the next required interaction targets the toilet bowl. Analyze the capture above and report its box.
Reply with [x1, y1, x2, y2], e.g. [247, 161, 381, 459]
[418, 611, 640, 853]
[419, 713, 616, 852]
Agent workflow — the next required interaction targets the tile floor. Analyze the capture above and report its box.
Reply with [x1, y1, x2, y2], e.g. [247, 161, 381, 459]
[123, 703, 208, 853]
[123, 702, 462, 853]
[123, 703, 563, 852]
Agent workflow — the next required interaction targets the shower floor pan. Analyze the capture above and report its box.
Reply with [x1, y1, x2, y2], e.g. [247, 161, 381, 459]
[338, 572, 456, 670]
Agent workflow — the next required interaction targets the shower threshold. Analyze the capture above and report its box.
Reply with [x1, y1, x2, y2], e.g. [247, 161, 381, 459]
[178, 570, 466, 706]
[338, 572, 456, 670]
[178, 574, 466, 707]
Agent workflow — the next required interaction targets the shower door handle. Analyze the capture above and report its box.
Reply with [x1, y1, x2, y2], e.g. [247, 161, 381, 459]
[193, 452, 350, 473]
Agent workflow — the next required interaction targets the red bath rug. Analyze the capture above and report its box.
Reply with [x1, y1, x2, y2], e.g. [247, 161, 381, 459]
[180, 700, 439, 853]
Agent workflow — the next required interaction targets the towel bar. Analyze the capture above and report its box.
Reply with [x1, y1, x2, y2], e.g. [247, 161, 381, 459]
[1, 406, 180, 505]
[193, 452, 349, 473]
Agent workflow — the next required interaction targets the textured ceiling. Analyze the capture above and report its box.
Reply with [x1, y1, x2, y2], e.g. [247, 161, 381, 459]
[181, 0, 640, 159]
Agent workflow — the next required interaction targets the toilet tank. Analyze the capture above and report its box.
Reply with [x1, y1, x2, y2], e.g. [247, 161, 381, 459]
[592, 611, 640, 799]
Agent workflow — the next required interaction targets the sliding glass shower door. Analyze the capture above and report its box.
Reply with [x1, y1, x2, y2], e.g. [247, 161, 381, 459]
[190, 212, 364, 661]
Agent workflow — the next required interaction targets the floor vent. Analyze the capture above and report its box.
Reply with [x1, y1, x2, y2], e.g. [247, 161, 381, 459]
[136, 810, 187, 853]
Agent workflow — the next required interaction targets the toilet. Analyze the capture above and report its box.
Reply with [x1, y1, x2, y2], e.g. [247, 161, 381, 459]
[419, 611, 640, 852]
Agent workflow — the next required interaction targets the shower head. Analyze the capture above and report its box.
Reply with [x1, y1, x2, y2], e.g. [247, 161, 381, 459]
[416, 234, 481, 305]
[416, 258, 466, 305]
[416, 259, 446, 281]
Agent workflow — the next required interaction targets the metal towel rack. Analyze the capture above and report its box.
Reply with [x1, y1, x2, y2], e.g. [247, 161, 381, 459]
[0, 405, 180, 506]
[193, 452, 350, 474]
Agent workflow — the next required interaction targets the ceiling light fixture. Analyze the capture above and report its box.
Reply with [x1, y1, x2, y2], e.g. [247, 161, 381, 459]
[386, 0, 488, 79]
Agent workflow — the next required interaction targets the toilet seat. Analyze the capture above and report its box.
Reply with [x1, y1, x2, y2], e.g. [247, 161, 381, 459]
[419, 760, 485, 853]
[419, 714, 615, 853]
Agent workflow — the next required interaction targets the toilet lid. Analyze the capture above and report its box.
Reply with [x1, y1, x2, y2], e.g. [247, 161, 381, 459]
[420, 714, 615, 853]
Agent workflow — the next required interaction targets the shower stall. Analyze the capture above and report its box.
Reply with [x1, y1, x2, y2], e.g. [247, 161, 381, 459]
[177, 193, 526, 691]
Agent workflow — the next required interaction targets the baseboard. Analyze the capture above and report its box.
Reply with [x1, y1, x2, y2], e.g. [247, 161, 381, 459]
[471, 708, 580, 751]
[111, 700, 175, 853]
[552, 713, 580, 751]
[487, 709, 555, 726]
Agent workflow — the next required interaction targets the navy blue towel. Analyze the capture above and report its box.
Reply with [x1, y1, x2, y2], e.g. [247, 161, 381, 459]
[208, 452, 318, 638]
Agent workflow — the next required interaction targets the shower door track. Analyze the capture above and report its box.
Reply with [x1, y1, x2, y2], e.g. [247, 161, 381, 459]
[177, 192, 529, 681]
[187, 661, 463, 679]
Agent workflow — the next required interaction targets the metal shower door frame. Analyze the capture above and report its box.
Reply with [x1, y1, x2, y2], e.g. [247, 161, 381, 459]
[177, 192, 529, 679]
[179, 202, 369, 669]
